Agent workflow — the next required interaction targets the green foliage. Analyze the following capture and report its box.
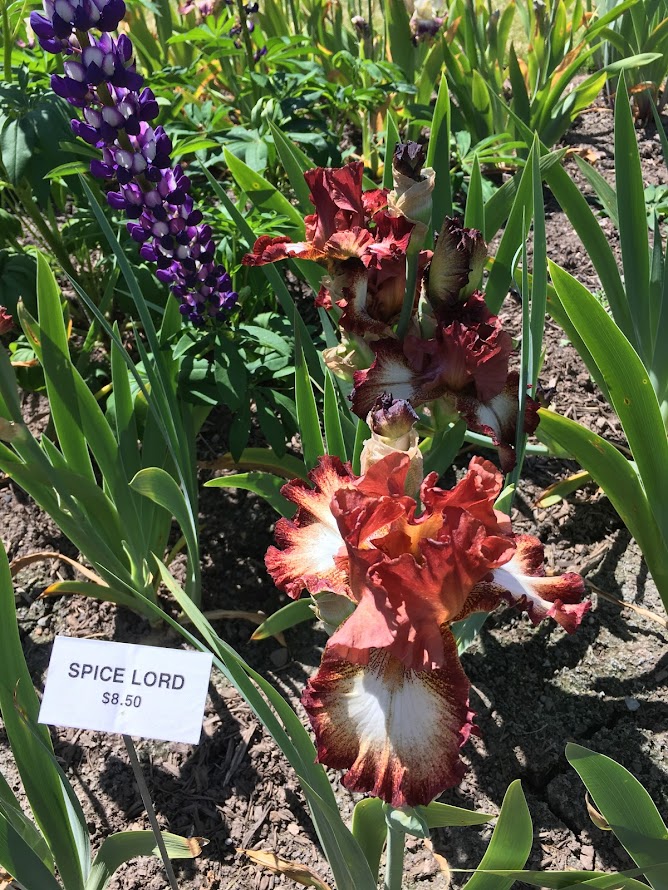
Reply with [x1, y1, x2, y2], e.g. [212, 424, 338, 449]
[152, 563, 379, 890]
[0, 538, 200, 890]
[466, 745, 668, 888]
[442, 0, 659, 147]
[567, 744, 668, 890]
[462, 780, 533, 890]
[174, 315, 300, 459]
[543, 260, 668, 613]
[207, 470, 295, 515]
[538, 85, 668, 615]
[595, 0, 668, 119]
[294, 321, 325, 470]
[10, 6, 668, 889]
[0, 254, 202, 609]
[0, 250, 37, 315]
[0, 541, 88, 889]
[250, 597, 314, 639]
[0, 70, 73, 203]
[351, 798, 386, 879]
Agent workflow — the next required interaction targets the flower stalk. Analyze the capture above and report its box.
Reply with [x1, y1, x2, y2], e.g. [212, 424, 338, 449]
[395, 249, 419, 340]
[243, 158, 540, 471]
[384, 825, 405, 890]
[233, 0, 258, 103]
[2, 0, 11, 82]
[30, 0, 238, 325]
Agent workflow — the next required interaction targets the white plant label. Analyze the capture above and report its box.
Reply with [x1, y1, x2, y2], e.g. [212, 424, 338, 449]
[39, 636, 213, 744]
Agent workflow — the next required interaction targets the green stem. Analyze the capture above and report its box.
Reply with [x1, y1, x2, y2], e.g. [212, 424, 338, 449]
[1, 0, 11, 84]
[367, 0, 374, 59]
[234, 0, 258, 102]
[384, 825, 405, 890]
[362, 110, 371, 166]
[16, 185, 80, 283]
[396, 252, 420, 341]
[463, 429, 549, 455]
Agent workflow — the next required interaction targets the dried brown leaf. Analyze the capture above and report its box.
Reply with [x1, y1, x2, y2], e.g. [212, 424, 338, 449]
[563, 146, 602, 165]
[198, 454, 296, 479]
[0, 867, 17, 889]
[187, 609, 287, 647]
[629, 81, 658, 95]
[186, 836, 209, 856]
[586, 580, 668, 630]
[239, 849, 333, 890]
[586, 792, 611, 831]
[425, 838, 451, 886]
[9, 551, 105, 584]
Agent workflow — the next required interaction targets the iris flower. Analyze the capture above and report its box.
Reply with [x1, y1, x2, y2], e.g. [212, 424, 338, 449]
[243, 161, 417, 339]
[352, 292, 539, 472]
[243, 160, 538, 470]
[267, 452, 588, 807]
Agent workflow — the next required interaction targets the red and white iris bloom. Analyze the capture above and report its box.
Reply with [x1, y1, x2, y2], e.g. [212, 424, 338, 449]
[242, 162, 417, 339]
[351, 293, 540, 472]
[266, 452, 588, 808]
[242, 162, 538, 470]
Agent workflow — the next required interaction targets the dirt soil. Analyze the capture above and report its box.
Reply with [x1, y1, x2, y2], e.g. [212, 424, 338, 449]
[1, 106, 667, 890]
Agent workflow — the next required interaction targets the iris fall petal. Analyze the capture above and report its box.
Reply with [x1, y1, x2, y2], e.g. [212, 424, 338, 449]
[302, 629, 474, 807]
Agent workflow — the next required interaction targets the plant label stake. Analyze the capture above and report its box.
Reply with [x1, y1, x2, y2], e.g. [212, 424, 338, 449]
[123, 733, 180, 890]
[39, 636, 213, 887]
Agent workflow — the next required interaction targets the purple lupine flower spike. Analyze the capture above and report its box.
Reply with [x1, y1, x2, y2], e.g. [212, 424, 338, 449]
[30, 0, 238, 325]
[30, 0, 126, 53]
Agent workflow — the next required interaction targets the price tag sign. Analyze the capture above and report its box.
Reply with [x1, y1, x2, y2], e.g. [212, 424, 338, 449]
[39, 636, 213, 744]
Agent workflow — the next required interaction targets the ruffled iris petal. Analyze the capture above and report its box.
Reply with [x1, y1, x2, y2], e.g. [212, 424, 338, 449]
[471, 533, 589, 633]
[456, 372, 540, 473]
[265, 453, 416, 601]
[327, 458, 514, 670]
[302, 629, 475, 807]
[264, 456, 356, 599]
[351, 303, 513, 419]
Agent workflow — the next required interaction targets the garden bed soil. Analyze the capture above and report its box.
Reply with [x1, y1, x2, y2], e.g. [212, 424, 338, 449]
[1, 106, 667, 890]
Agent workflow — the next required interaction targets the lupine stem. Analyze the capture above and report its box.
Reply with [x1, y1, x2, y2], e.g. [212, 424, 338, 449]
[384, 825, 405, 890]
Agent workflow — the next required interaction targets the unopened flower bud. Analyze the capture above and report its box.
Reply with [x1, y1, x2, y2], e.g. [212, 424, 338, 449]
[393, 142, 426, 181]
[388, 142, 434, 253]
[427, 216, 487, 313]
[409, 0, 443, 40]
[313, 591, 356, 636]
[361, 394, 423, 495]
[351, 14, 369, 35]
[369, 392, 418, 441]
